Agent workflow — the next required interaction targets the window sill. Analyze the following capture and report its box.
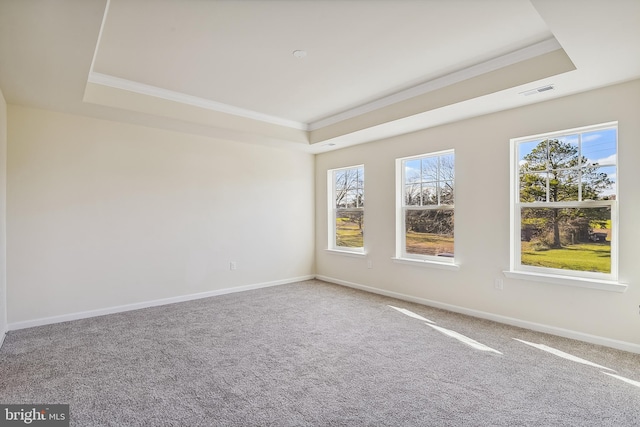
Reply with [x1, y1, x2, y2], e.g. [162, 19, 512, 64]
[392, 257, 460, 271]
[325, 249, 366, 258]
[503, 270, 627, 293]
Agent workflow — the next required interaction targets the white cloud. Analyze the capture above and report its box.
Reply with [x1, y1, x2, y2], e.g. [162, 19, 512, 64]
[589, 153, 616, 165]
[582, 133, 603, 143]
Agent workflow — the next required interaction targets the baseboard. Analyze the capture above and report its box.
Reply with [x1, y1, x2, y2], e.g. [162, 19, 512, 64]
[8, 275, 315, 331]
[0, 329, 6, 350]
[316, 275, 640, 355]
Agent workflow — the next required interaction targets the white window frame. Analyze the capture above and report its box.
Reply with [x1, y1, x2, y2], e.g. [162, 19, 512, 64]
[395, 150, 456, 267]
[327, 165, 365, 254]
[507, 122, 626, 292]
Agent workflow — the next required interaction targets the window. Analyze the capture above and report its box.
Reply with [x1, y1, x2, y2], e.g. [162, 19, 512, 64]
[510, 122, 618, 282]
[328, 166, 364, 253]
[396, 150, 455, 263]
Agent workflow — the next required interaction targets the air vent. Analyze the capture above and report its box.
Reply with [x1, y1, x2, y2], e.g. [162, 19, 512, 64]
[520, 84, 555, 96]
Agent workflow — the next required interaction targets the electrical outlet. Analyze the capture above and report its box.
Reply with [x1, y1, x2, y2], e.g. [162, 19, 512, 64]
[494, 278, 504, 290]
[230, 261, 237, 271]
[367, 260, 373, 269]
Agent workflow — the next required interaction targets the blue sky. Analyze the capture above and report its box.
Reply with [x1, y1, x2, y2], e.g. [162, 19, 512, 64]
[518, 127, 617, 166]
[518, 127, 617, 197]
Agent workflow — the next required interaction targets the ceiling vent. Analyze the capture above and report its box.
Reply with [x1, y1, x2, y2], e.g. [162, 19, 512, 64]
[520, 84, 555, 96]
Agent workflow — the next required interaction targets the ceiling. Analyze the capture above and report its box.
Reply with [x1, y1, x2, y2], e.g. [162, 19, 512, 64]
[0, 0, 639, 153]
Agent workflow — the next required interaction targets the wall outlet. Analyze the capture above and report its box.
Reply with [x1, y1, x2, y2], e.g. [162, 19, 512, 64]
[494, 278, 504, 290]
[230, 261, 237, 271]
[367, 260, 373, 269]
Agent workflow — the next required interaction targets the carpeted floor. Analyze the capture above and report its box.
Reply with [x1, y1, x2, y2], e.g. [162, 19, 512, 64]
[1, 279, 639, 426]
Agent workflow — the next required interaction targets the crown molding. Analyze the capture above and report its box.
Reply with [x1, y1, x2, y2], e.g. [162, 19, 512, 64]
[307, 38, 563, 131]
[87, 72, 309, 131]
[88, 0, 561, 136]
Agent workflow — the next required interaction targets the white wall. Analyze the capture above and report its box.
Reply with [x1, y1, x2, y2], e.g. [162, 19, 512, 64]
[0, 88, 7, 344]
[316, 79, 640, 347]
[7, 106, 315, 325]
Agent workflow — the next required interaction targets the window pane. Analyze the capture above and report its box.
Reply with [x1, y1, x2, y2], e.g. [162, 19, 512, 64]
[519, 172, 547, 202]
[405, 159, 421, 184]
[343, 169, 358, 191]
[421, 157, 439, 181]
[581, 128, 616, 167]
[440, 180, 454, 205]
[439, 153, 455, 181]
[421, 183, 438, 205]
[518, 140, 546, 172]
[343, 190, 356, 208]
[335, 171, 348, 207]
[336, 210, 363, 248]
[405, 209, 454, 257]
[582, 165, 616, 201]
[549, 135, 580, 170]
[549, 169, 580, 202]
[520, 207, 611, 273]
[405, 183, 421, 206]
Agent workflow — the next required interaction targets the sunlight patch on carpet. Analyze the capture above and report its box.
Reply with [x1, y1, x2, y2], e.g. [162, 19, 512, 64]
[388, 305, 435, 324]
[426, 323, 503, 354]
[602, 372, 640, 388]
[514, 339, 614, 371]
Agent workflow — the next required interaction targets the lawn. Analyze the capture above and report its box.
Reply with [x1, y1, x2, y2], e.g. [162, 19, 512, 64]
[336, 218, 363, 248]
[405, 231, 454, 256]
[521, 242, 610, 273]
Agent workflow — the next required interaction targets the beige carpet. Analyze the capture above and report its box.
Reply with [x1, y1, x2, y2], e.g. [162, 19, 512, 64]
[1, 279, 639, 426]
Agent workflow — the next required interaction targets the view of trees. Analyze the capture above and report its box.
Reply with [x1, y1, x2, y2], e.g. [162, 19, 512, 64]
[334, 167, 364, 248]
[519, 136, 615, 272]
[331, 130, 616, 273]
[403, 153, 454, 256]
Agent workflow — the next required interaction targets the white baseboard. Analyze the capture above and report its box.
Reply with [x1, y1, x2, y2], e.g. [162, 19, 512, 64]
[316, 275, 640, 355]
[8, 275, 315, 331]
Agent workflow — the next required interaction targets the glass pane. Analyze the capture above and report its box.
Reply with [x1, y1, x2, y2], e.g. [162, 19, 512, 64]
[344, 169, 360, 191]
[440, 180, 454, 205]
[581, 128, 616, 167]
[421, 183, 438, 205]
[405, 209, 454, 257]
[518, 139, 547, 172]
[356, 167, 364, 190]
[439, 153, 455, 181]
[520, 206, 611, 273]
[336, 210, 363, 248]
[334, 170, 347, 207]
[405, 183, 421, 206]
[405, 159, 421, 184]
[344, 190, 359, 208]
[335, 167, 364, 207]
[549, 169, 580, 202]
[421, 157, 439, 181]
[356, 187, 364, 208]
[549, 134, 580, 170]
[582, 165, 616, 201]
[519, 172, 547, 202]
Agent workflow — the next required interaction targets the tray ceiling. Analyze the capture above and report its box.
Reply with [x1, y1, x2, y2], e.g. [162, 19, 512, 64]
[1, 0, 639, 152]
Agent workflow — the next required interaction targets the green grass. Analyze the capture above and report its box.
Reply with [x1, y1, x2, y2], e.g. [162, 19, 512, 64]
[336, 219, 363, 248]
[521, 242, 610, 273]
[405, 231, 454, 256]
